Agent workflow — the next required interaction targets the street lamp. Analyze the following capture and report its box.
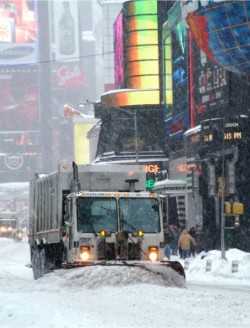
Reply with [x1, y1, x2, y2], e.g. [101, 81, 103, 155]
[201, 117, 226, 260]
[220, 117, 226, 260]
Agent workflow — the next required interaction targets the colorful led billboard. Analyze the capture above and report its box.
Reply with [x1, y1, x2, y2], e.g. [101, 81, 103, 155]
[114, 12, 124, 89]
[101, 89, 160, 107]
[163, 34, 173, 112]
[102, 0, 170, 107]
[163, 2, 189, 141]
[189, 34, 229, 125]
[184, 1, 250, 75]
[123, 0, 160, 92]
[0, 0, 38, 65]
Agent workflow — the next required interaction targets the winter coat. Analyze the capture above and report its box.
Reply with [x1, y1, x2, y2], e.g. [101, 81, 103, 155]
[178, 230, 196, 251]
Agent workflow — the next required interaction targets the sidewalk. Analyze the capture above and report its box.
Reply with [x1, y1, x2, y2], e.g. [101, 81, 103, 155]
[172, 248, 250, 287]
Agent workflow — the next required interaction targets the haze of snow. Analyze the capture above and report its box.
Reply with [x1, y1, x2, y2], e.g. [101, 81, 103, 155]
[0, 238, 250, 328]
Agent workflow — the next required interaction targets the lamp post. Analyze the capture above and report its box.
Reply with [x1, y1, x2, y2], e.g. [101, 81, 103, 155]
[133, 109, 138, 163]
[220, 117, 226, 260]
[201, 117, 226, 259]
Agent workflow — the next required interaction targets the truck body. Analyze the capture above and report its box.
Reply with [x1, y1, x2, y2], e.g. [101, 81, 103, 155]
[29, 163, 184, 279]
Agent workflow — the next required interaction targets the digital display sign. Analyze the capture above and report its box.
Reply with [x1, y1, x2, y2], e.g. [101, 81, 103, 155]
[101, 89, 160, 107]
[189, 35, 229, 123]
[0, 0, 38, 65]
[0, 67, 39, 130]
[163, 34, 173, 111]
[184, 0, 250, 75]
[201, 119, 244, 150]
[114, 12, 124, 89]
[172, 21, 188, 115]
[162, 2, 189, 147]
[123, 0, 160, 92]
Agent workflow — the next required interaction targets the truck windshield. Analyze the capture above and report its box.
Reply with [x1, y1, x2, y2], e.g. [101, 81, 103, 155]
[77, 197, 117, 233]
[119, 198, 160, 233]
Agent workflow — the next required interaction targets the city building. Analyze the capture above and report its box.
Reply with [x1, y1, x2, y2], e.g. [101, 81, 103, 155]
[94, 0, 172, 170]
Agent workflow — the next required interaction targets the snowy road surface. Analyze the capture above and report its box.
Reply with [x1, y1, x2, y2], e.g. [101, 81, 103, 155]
[0, 238, 250, 328]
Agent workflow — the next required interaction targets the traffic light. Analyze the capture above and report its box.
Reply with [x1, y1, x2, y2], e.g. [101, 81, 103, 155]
[224, 201, 231, 215]
[232, 202, 244, 215]
[144, 164, 161, 191]
[224, 201, 244, 215]
[145, 173, 155, 190]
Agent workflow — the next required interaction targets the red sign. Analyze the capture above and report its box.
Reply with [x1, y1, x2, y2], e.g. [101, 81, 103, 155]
[176, 163, 201, 174]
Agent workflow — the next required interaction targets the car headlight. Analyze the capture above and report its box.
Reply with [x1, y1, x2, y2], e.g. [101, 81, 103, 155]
[79, 245, 90, 261]
[0, 226, 7, 233]
[148, 246, 159, 262]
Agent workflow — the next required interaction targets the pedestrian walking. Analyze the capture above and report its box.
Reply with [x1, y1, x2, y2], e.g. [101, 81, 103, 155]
[178, 229, 196, 259]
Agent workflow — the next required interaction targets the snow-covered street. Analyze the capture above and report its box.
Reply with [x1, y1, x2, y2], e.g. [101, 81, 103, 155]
[0, 238, 250, 328]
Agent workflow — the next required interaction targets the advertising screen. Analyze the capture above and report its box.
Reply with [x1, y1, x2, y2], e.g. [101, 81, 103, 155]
[190, 36, 229, 123]
[123, 0, 160, 92]
[0, 67, 39, 131]
[164, 21, 189, 144]
[114, 12, 124, 89]
[172, 21, 188, 116]
[0, 0, 38, 65]
[50, 0, 79, 62]
[163, 2, 189, 148]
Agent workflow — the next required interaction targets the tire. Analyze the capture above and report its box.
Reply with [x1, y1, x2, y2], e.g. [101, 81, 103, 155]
[40, 247, 46, 276]
[31, 246, 42, 280]
[54, 242, 64, 269]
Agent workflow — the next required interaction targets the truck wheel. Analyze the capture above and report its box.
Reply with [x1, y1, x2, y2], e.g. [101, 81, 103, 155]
[54, 242, 64, 268]
[31, 246, 42, 280]
[40, 247, 46, 276]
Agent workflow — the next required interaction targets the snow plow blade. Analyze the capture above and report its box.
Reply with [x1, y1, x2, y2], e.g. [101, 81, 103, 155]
[62, 260, 185, 280]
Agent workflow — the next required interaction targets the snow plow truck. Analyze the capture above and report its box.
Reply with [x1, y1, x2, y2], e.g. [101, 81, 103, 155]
[29, 162, 184, 280]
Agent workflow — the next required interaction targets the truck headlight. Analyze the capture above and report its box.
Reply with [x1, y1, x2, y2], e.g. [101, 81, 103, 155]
[98, 229, 111, 238]
[132, 229, 144, 238]
[79, 246, 90, 261]
[148, 246, 159, 262]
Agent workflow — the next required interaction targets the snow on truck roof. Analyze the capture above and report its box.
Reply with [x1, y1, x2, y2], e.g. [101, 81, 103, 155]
[68, 191, 158, 198]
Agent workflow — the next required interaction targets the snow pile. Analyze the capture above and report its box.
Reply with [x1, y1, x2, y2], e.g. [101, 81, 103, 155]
[0, 238, 184, 289]
[184, 249, 250, 286]
[1, 239, 250, 328]
[43, 263, 185, 289]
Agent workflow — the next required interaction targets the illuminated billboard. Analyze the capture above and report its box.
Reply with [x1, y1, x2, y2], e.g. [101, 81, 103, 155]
[74, 122, 93, 165]
[101, 89, 160, 107]
[189, 34, 229, 125]
[114, 12, 124, 89]
[0, 67, 39, 130]
[0, 0, 38, 65]
[50, 0, 79, 62]
[123, 0, 160, 91]
[163, 2, 189, 142]
[183, 0, 250, 75]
